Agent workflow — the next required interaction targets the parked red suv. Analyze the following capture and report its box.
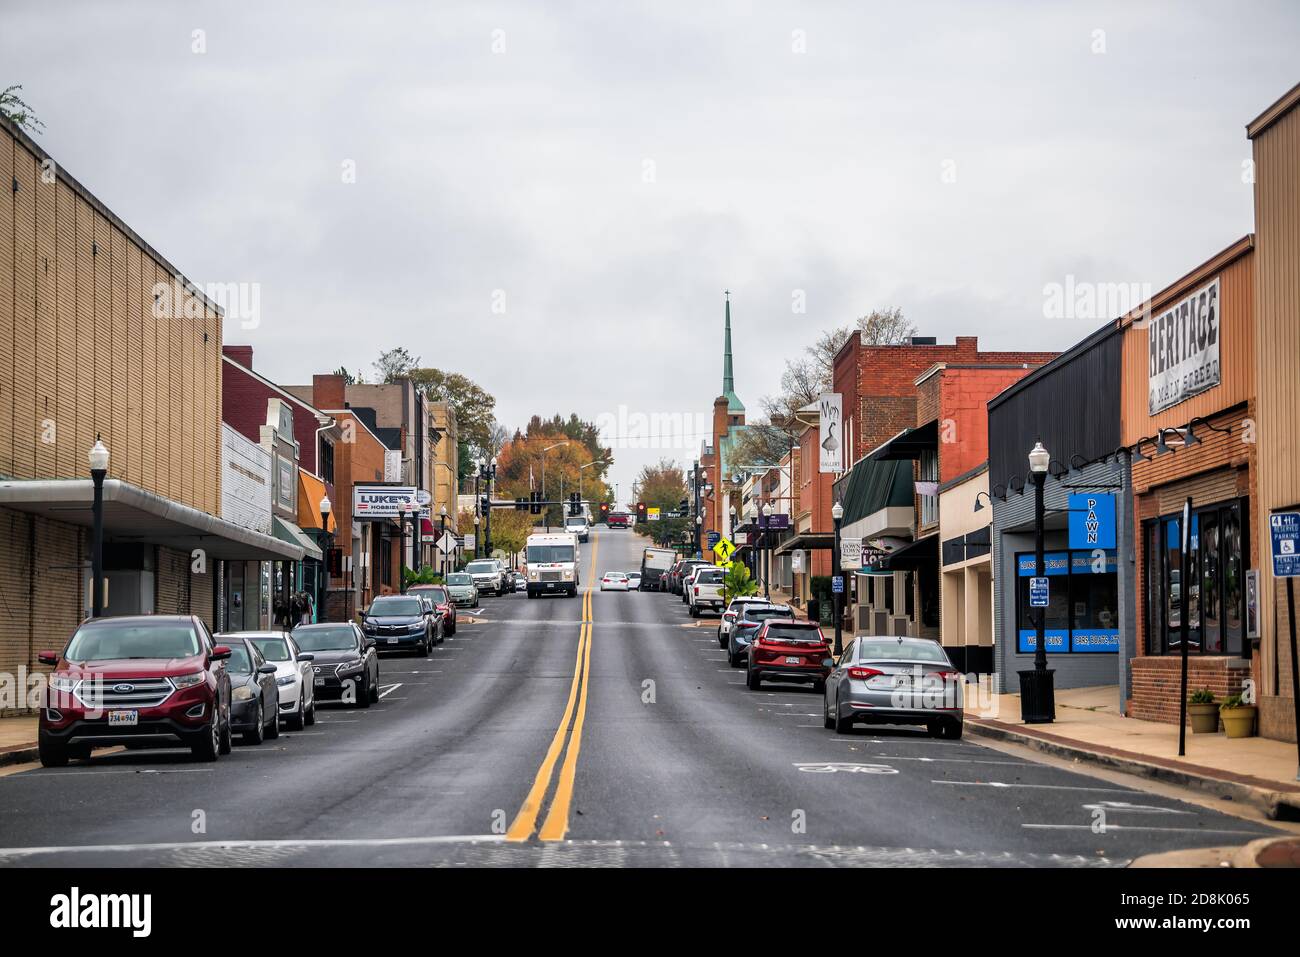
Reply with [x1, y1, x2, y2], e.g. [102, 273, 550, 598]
[38, 615, 234, 767]
[745, 619, 833, 692]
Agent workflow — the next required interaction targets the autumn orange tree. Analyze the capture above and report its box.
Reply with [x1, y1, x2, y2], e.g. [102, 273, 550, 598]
[496, 427, 612, 527]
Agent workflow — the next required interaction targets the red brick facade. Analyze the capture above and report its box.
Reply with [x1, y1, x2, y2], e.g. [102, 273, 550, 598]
[221, 345, 325, 474]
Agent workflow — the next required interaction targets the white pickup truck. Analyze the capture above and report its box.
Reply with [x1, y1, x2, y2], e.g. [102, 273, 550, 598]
[686, 565, 726, 617]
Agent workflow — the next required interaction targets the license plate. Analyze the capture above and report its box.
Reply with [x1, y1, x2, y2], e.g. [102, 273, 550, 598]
[314, 677, 325, 687]
[386, 638, 399, 645]
[785, 656, 801, 665]
[108, 710, 138, 727]
[894, 675, 911, 687]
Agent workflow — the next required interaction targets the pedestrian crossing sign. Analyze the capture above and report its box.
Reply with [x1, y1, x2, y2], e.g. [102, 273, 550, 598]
[713, 537, 735, 564]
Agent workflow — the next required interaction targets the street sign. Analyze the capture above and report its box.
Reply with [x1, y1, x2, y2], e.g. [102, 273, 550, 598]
[1068, 493, 1115, 550]
[1029, 577, 1049, 607]
[1270, 512, 1300, 578]
[706, 530, 721, 549]
[713, 537, 736, 564]
[436, 531, 456, 554]
[416, 489, 432, 507]
[463, 533, 475, 552]
[648, 507, 661, 522]
[831, 575, 844, 594]
[840, 536, 863, 570]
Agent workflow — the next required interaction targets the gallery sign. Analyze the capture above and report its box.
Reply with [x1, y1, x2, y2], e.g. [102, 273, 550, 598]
[353, 485, 421, 518]
[818, 392, 843, 473]
[1148, 277, 1220, 414]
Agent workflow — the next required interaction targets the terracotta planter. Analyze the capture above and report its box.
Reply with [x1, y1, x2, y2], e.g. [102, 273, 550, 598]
[1220, 705, 1257, 739]
[1188, 702, 1220, 734]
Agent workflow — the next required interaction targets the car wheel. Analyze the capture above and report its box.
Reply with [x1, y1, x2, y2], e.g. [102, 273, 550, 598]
[942, 720, 963, 740]
[370, 673, 381, 703]
[218, 708, 233, 754]
[265, 698, 280, 739]
[424, 635, 434, 658]
[717, 630, 726, 648]
[243, 702, 265, 745]
[823, 690, 835, 729]
[193, 716, 222, 760]
[746, 667, 762, 691]
[356, 676, 372, 709]
[305, 700, 316, 726]
[834, 695, 853, 735]
[812, 679, 826, 695]
[727, 650, 739, 667]
[38, 732, 69, 768]
[287, 696, 306, 732]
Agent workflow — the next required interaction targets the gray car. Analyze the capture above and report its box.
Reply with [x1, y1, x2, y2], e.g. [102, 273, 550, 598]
[823, 635, 963, 739]
[445, 572, 479, 608]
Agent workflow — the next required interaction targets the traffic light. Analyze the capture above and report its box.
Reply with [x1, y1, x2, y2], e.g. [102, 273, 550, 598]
[678, 498, 689, 517]
[636, 501, 648, 523]
[530, 490, 541, 515]
[599, 502, 610, 521]
[515, 496, 527, 511]
[568, 492, 581, 517]
[481, 495, 490, 516]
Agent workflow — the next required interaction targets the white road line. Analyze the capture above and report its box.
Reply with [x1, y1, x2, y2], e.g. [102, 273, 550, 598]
[378, 683, 403, 699]
[17, 767, 215, 776]
[0, 833, 509, 859]
[933, 780, 1145, 793]
[1022, 824, 1264, 836]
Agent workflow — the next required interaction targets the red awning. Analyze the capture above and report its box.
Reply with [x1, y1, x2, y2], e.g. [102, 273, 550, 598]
[421, 517, 435, 537]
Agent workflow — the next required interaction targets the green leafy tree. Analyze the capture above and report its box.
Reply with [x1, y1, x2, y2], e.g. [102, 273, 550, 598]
[722, 562, 760, 605]
[403, 565, 443, 587]
[1, 85, 44, 134]
[408, 369, 498, 479]
[632, 459, 690, 547]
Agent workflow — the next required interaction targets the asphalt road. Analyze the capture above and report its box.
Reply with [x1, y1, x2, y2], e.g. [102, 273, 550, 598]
[0, 527, 1283, 867]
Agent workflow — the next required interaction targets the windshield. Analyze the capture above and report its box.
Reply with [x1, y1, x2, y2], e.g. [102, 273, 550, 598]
[743, 607, 794, 622]
[602, 572, 626, 579]
[466, 561, 498, 574]
[527, 545, 575, 563]
[369, 597, 423, 616]
[763, 624, 824, 644]
[695, 570, 724, 584]
[565, 518, 586, 526]
[447, 573, 472, 585]
[293, 625, 357, 652]
[250, 637, 290, 662]
[416, 586, 448, 603]
[64, 621, 200, 662]
[225, 644, 253, 674]
[857, 640, 950, 663]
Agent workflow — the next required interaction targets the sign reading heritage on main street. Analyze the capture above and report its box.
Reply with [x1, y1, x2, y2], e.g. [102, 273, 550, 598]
[1148, 276, 1220, 414]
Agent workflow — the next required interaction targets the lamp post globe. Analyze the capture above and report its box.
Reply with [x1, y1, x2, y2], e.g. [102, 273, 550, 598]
[830, 500, 844, 655]
[1019, 439, 1055, 723]
[88, 438, 110, 618]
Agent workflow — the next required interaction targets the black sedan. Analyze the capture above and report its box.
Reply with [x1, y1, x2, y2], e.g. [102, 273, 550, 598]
[361, 594, 437, 657]
[222, 637, 281, 745]
[292, 622, 380, 708]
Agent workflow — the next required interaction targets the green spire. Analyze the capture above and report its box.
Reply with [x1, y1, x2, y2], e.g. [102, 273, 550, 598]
[722, 291, 744, 413]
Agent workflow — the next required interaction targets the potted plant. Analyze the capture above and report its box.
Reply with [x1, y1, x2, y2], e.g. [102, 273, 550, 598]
[1219, 693, 1257, 739]
[1188, 688, 1219, 733]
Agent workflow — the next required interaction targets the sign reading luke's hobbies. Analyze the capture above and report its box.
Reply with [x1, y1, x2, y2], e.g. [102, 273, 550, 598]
[1148, 276, 1221, 414]
[818, 392, 843, 473]
[1068, 493, 1116, 550]
[353, 485, 420, 518]
[1271, 512, 1300, 578]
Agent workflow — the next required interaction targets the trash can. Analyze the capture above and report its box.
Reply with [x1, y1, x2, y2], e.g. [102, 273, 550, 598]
[806, 597, 820, 624]
[1017, 668, 1056, 723]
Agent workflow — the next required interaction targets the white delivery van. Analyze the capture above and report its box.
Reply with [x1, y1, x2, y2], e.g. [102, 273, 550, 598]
[525, 532, 580, 598]
[564, 514, 590, 543]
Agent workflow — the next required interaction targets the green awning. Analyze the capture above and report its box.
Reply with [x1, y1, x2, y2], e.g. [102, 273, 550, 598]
[272, 515, 323, 562]
[836, 457, 915, 527]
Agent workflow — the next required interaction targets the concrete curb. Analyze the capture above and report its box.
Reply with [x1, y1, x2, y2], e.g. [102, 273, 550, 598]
[965, 717, 1300, 821]
[0, 745, 37, 768]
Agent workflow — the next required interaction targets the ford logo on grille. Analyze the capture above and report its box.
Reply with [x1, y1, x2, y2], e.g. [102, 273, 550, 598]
[113, 683, 135, 694]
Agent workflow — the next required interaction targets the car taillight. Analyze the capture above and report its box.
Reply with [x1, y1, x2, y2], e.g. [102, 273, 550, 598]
[437, 604, 450, 613]
[723, 613, 736, 621]
[694, 586, 700, 595]
[848, 667, 883, 680]
[932, 670, 960, 680]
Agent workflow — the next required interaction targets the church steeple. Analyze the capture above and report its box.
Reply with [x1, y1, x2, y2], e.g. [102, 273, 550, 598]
[722, 290, 744, 413]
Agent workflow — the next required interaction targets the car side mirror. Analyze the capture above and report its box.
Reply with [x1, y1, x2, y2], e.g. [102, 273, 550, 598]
[37, 650, 59, 666]
[822, 658, 835, 669]
[297, 653, 314, 662]
[364, 638, 377, 650]
[258, 664, 278, 675]
[211, 645, 233, 661]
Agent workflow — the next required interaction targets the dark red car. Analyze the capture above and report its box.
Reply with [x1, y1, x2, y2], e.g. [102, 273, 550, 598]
[408, 583, 456, 635]
[37, 615, 233, 767]
[607, 511, 630, 528]
[745, 619, 832, 692]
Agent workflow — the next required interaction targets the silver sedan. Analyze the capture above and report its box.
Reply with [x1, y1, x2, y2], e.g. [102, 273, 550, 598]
[823, 636, 964, 739]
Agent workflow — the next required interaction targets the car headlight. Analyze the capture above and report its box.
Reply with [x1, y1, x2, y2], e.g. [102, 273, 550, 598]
[562, 570, 574, 580]
[48, 674, 79, 693]
[171, 672, 205, 690]
[231, 685, 254, 701]
[529, 571, 539, 581]
[337, 659, 364, 674]
[276, 675, 297, 687]
[410, 622, 427, 633]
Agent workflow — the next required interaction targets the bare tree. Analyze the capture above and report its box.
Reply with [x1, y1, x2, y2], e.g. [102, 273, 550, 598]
[857, 307, 916, 345]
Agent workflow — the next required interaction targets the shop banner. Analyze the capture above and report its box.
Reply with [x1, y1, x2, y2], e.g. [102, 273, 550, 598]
[1148, 277, 1220, 414]
[818, 392, 843, 473]
[840, 536, 863, 570]
[1068, 493, 1116, 550]
[1017, 552, 1070, 576]
[353, 485, 420, 518]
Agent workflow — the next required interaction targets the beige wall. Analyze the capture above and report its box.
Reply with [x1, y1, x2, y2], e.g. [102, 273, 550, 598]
[938, 470, 993, 651]
[0, 118, 222, 512]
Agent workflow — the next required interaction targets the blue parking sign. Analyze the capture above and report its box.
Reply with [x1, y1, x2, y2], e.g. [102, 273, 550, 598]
[706, 530, 721, 549]
[1029, 577, 1049, 607]
[1271, 512, 1300, 578]
[831, 575, 844, 594]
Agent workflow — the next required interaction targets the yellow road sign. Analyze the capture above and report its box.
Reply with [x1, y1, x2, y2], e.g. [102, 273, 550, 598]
[713, 537, 735, 563]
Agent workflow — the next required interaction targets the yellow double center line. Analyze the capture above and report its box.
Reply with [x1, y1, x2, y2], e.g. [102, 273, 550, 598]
[506, 535, 597, 842]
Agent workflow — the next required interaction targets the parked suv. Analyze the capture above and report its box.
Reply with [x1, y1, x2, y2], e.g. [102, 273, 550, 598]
[746, 619, 832, 692]
[465, 559, 506, 596]
[37, 615, 233, 767]
[687, 566, 725, 617]
[362, 594, 436, 656]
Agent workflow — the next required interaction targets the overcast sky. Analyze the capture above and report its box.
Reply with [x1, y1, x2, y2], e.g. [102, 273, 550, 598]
[6, 1, 1298, 502]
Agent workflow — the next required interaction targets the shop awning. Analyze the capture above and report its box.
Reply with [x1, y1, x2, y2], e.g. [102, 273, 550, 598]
[873, 534, 938, 572]
[297, 470, 336, 534]
[773, 531, 835, 555]
[867, 420, 938, 462]
[0, 478, 303, 561]
[837, 457, 915, 527]
[273, 515, 323, 562]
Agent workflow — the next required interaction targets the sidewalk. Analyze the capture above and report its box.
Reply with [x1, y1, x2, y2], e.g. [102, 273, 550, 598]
[0, 715, 38, 767]
[965, 685, 1300, 819]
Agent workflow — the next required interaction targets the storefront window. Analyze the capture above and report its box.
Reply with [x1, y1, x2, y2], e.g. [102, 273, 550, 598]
[1143, 499, 1246, 657]
[1015, 550, 1117, 653]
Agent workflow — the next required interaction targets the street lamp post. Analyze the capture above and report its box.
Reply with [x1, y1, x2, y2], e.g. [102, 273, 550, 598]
[439, 505, 448, 577]
[1019, 440, 1056, 723]
[319, 495, 332, 622]
[88, 438, 109, 618]
[397, 508, 407, 594]
[831, 500, 844, 656]
[474, 512, 481, 561]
